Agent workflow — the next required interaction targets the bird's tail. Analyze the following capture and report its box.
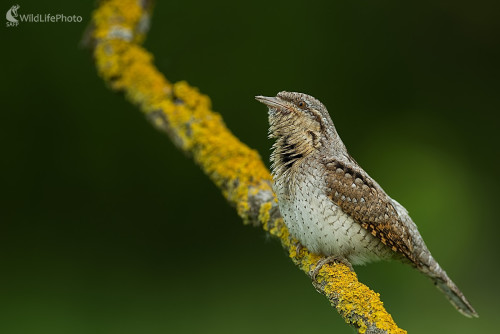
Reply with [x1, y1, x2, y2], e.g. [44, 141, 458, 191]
[417, 257, 478, 318]
[433, 273, 478, 318]
[391, 198, 478, 317]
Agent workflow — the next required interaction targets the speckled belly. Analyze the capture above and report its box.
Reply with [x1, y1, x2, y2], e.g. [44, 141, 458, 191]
[276, 170, 393, 265]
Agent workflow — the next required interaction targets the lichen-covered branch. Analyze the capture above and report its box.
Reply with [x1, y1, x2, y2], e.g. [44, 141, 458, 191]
[86, 1, 406, 333]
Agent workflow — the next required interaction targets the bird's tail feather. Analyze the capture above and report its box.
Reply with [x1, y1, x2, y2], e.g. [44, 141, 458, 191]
[433, 274, 478, 318]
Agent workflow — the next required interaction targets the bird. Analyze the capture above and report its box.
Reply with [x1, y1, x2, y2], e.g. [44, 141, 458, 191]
[255, 91, 478, 318]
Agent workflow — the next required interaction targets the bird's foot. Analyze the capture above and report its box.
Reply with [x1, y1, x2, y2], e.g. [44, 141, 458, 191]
[293, 241, 303, 257]
[311, 255, 354, 281]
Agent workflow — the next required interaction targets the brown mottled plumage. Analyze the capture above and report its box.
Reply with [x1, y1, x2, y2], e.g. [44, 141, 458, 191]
[324, 159, 414, 260]
[256, 91, 478, 318]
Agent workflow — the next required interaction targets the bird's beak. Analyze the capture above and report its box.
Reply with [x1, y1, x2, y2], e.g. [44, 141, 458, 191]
[255, 95, 285, 109]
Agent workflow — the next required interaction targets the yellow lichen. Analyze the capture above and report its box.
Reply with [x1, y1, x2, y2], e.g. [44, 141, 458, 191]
[92, 0, 142, 40]
[316, 264, 406, 334]
[258, 202, 273, 225]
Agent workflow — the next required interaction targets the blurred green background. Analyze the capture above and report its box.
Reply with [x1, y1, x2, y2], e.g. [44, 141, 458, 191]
[2, 0, 499, 333]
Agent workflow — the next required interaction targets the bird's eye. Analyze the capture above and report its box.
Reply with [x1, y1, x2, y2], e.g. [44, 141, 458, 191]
[298, 101, 305, 108]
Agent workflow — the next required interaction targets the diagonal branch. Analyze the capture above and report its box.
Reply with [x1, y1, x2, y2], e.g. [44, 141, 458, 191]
[86, 1, 406, 333]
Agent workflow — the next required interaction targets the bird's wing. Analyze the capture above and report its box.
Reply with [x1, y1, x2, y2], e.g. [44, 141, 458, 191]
[324, 159, 416, 262]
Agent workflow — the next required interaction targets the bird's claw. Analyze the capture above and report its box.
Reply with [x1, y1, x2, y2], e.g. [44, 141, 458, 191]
[294, 241, 303, 257]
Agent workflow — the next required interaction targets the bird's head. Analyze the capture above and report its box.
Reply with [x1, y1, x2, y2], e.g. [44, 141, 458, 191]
[256, 91, 338, 176]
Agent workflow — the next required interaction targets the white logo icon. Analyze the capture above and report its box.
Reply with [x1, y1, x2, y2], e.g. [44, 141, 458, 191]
[6, 4, 20, 27]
